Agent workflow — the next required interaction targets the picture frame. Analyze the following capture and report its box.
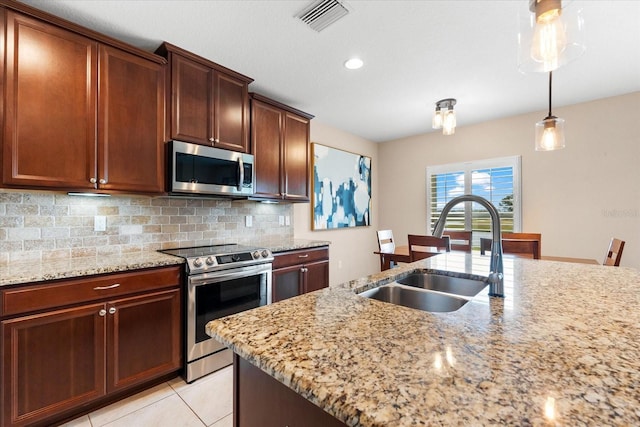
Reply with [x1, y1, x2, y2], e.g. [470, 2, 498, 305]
[311, 143, 371, 230]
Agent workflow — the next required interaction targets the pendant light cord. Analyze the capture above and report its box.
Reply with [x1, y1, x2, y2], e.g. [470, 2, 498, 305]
[548, 71, 553, 118]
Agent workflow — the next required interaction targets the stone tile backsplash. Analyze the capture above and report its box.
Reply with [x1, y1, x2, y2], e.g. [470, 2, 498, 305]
[0, 191, 293, 265]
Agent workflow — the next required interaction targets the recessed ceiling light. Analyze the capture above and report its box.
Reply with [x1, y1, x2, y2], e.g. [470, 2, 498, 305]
[344, 58, 363, 70]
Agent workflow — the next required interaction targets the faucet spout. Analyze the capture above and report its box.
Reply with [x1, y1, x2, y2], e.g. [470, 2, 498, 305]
[432, 195, 504, 298]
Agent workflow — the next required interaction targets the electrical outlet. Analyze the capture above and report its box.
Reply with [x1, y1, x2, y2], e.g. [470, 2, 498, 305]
[94, 215, 106, 232]
[338, 260, 343, 269]
[245, 215, 253, 227]
[285, 215, 290, 226]
[279, 215, 285, 226]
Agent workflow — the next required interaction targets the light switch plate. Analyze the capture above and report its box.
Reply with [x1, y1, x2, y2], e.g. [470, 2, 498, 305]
[285, 216, 290, 226]
[245, 215, 253, 227]
[278, 215, 285, 226]
[94, 215, 106, 232]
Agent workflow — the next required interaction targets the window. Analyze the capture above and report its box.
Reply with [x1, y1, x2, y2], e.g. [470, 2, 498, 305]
[426, 156, 521, 245]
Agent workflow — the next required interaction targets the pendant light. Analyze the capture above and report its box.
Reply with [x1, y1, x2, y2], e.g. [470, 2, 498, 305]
[535, 72, 565, 151]
[518, 0, 585, 73]
[432, 98, 456, 135]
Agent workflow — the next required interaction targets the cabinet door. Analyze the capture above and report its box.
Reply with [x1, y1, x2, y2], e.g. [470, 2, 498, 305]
[251, 99, 283, 199]
[107, 289, 181, 393]
[1, 304, 106, 427]
[304, 260, 330, 294]
[3, 11, 97, 189]
[283, 112, 310, 201]
[214, 72, 250, 153]
[272, 265, 303, 303]
[98, 45, 165, 193]
[170, 53, 212, 144]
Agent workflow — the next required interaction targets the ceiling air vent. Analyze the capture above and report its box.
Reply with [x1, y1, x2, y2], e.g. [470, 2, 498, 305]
[296, 0, 350, 32]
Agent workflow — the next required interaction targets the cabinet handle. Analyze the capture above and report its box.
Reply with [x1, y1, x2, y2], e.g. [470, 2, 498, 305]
[99, 309, 106, 316]
[298, 254, 309, 258]
[209, 137, 215, 143]
[94, 283, 120, 290]
[90, 177, 97, 184]
[108, 307, 117, 315]
[99, 178, 107, 184]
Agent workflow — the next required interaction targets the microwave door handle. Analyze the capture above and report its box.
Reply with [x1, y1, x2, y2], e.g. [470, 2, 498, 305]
[237, 157, 244, 191]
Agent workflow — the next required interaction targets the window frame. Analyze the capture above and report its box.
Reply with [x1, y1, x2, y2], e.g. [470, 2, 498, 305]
[426, 155, 522, 235]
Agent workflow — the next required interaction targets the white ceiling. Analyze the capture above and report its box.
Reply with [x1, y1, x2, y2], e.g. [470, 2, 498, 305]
[20, 0, 640, 143]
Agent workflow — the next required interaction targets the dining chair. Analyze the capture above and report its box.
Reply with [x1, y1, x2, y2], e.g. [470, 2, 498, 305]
[480, 232, 542, 258]
[502, 239, 540, 259]
[603, 237, 625, 266]
[443, 230, 472, 252]
[407, 234, 450, 262]
[376, 230, 396, 270]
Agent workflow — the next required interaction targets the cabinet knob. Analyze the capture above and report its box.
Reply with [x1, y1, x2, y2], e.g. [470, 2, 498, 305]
[99, 309, 106, 317]
[90, 177, 97, 184]
[108, 307, 117, 315]
[99, 178, 107, 184]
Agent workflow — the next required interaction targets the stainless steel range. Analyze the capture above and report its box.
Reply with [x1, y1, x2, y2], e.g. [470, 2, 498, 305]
[160, 244, 273, 382]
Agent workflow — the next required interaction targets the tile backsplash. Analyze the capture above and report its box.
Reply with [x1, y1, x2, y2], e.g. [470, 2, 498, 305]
[0, 191, 293, 265]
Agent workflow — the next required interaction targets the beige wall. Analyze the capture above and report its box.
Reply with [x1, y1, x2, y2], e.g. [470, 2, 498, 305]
[294, 121, 380, 286]
[378, 92, 640, 269]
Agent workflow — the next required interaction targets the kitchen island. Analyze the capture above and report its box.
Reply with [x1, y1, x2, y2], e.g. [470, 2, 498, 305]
[207, 252, 640, 426]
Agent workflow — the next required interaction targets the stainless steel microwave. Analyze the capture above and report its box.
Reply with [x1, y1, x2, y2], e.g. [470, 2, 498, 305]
[169, 140, 254, 197]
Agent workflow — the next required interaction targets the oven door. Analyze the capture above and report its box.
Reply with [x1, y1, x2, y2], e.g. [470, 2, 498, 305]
[187, 263, 272, 363]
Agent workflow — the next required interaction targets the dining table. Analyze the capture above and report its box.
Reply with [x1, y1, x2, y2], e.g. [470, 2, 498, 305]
[375, 242, 599, 271]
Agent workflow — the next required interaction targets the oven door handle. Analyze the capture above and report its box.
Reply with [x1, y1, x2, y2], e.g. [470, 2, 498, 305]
[188, 263, 272, 286]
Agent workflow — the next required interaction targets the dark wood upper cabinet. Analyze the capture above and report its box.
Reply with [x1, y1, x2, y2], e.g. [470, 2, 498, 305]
[98, 45, 165, 193]
[157, 42, 253, 153]
[0, 4, 166, 194]
[2, 10, 98, 190]
[250, 94, 313, 202]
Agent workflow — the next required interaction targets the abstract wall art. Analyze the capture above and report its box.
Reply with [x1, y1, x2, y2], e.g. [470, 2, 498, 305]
[311, 143, 371, 230]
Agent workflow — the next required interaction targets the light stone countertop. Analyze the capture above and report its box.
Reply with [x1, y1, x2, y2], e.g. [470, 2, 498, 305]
[207, 252, 640, 426]
[0, 239, 330, 287]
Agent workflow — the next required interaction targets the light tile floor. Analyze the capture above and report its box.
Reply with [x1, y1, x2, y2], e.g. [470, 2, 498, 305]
[60, 366, 233, 427]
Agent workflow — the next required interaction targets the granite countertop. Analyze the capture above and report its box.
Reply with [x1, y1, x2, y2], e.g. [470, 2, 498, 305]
[207, 252, 640, 426]
[0, 238, 330, 287]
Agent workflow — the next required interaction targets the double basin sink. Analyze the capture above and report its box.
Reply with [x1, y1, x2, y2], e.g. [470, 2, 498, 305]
[358, 272, 488, 313]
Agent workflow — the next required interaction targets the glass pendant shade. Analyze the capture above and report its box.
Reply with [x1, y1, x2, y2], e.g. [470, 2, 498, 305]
[432, 108, 443, 129]
[442, 109, 456, 135]
[518, 0, 585, 73]
[535, 116, 565, 151]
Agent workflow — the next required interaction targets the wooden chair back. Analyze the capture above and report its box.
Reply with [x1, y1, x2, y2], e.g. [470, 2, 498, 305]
[376, 230, 395, 253]
[603, 238, 625, 266]
[443, 230, 472, 252]
[501, 233, 542, 257]
[502, 239, 540, 259]
[408, 234, 450, 262]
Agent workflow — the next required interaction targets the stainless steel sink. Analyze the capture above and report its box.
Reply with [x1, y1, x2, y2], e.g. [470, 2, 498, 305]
[396, 273, 487, 297]
[359, 284, 469, 313]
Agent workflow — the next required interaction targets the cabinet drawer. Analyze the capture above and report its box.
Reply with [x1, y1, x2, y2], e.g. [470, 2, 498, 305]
[273, 247, 328, 269]
[1, 266, 182, 317]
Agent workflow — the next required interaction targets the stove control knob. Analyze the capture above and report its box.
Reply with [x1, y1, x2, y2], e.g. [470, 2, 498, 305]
[205, 256, 215, 266]
[262, 250, 270, 258]
[192, 258, 203, 268]
[252, 251, 260, 259]
[232, 254, 241, 262]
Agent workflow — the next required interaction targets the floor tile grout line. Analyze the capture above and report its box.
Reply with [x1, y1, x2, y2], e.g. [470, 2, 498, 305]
[88, 385, 178, 427]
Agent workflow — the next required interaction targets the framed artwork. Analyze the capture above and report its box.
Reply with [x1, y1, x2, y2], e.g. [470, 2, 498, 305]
[311, 143, 371, 230]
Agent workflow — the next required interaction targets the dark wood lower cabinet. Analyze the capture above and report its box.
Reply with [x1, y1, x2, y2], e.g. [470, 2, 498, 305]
[0, 266, 182, 427]
[234, 354, 347, 427]
[272, 247, 329, 303]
